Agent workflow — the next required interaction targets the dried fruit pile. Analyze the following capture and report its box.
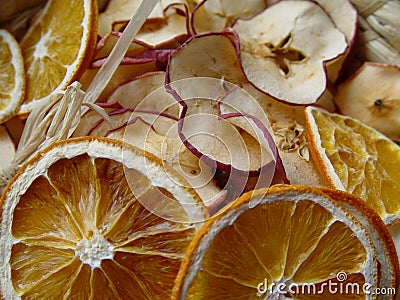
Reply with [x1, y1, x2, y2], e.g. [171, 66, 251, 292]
[0, 0, 399, 298]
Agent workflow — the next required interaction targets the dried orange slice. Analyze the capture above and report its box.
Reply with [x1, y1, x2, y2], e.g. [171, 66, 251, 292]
[320, 188, 399, 293]
[19, 0, 98, 112]
[305, 106, 400, 226]
[0, 136, 208, 298]
[0, 29, 25, 123]
[172, 185, 385, 299]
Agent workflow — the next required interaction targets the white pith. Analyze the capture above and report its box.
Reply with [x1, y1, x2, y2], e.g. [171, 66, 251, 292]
[32, 30, 51, 60]
[75, 230, 114, 268]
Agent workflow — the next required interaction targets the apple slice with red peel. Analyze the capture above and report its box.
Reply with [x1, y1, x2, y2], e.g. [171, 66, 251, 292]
[167, 35, 287, 188]
[165, 77, 288, 202]
[244, 83, 325, 187]
[233, 0, 348, 104]
[168, 32, 247, 85]
[107, 71, 166, 105]
[76, 71, 179, 139]
[110, 116, 227, 212]
[191, 0, 267, 34]
[267, 0, 358, 83]
[74, 106, 179, 140]
[98, 0, 186, 36]
[334, 62, 400, 141]
[94, 32, 150, 60]
[134, 4, 190, 48]
[311, 0, 358, 83]
[95, 28, 185, 63]
[72, 106, 119, 137]
[98, 0, 155, 37]
[113, 4, 190, 49]
[107, 71, 180, 119]
[74, 72, 226, 210]
[78, 60, 159, 102]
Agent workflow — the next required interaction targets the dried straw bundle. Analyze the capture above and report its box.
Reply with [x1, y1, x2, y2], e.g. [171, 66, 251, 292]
[351, 0, 400, 65]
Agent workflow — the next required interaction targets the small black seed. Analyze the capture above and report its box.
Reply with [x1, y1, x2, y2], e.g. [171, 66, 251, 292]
[374, 99, 383, 107]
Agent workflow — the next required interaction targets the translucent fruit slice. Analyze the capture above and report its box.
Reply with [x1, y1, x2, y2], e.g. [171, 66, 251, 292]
[0, 137, 208, 299]
[0, 29, 25, 123]
[19, 0, 98, 112]
[305, 106, 400, 226]
[172, 185, 382, 299]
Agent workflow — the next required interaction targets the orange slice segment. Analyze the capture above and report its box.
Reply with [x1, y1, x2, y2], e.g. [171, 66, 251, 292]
[172, 185, 381, 299]
[19, 0, 98, 112]
[0, 29, 25, 123]
[0, 136, 208, 298]
[305, 105, 400, 226]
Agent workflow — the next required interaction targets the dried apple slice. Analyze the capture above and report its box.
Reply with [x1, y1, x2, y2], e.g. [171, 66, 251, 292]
[76, 72, 179, 139]
[112, 4, 190, 50]
[78, 60, 159, 102]
[311, 0, 358, 83]
[166, 77, 288, 204]
[94, 32, 149, 60]
[112, 77, 226, 211]
[267, 0, 358, 83]
[74, 72, 226, 212]
[191, 0, 267, 34]
[168, 32, 247, 85]
[244, 84, 325, 187]
[334, 62, 400, 141]
[72, 105, 120, 137]
[167, 36, 288, 192]
[108, 71, 166, 104]
[111, 117, 227, 212]
[233, 0, 348, 104]
[98, 0, 164, 36]
[74, 73, 179, 138]
[107, 72, 180, 119]
[134, 4, 190, 48]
